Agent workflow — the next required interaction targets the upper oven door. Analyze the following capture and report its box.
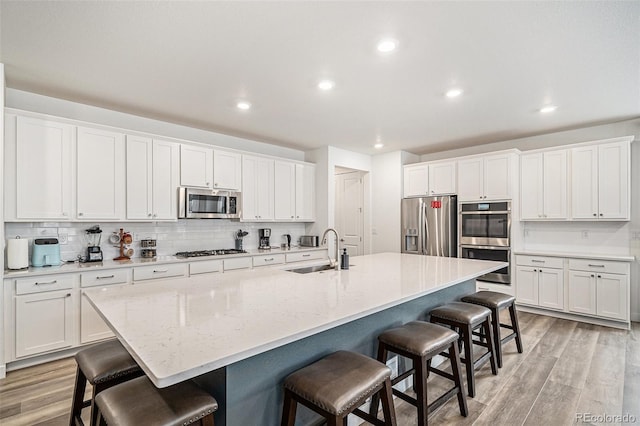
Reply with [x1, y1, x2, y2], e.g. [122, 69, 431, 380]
[459, 201, 511, 246]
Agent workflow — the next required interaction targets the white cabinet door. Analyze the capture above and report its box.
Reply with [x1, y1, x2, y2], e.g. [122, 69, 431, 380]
[76, 127, 125, 220]
[520, 153, 544, 220]
[542, 150, 567, 219]
[571, 146, 598, 219]
[15, 116, 73, 220]
[180, 144, 213, 188]
[568, 270, 597, 315]
[483, 153, 511, 200]
[598, 141, 629, 220]
[274, 161, 296, 220]
[213, 149, 242, 190]
[152, 140, 179, 220]
[457, 157, 483, 201]
[80, 293, 114, 343]
[538, 267, 564, 310]
[295, 163, 316, 221]
[516, 266, 538, 305]
[242, 155, 274, 221]
[428, 161, 456, 195]
[403, 164, 429, 198]
[596, 273, 628, 320]
[15, 290, 76, 358]
[126, 135, 153, 220]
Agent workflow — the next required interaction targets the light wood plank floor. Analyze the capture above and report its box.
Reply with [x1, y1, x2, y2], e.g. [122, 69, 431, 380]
[0, 312, 638, 425]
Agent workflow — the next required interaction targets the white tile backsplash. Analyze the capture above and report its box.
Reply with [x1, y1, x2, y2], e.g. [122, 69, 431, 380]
[521, 221, 631, 255]
[5, 220, 307, 262]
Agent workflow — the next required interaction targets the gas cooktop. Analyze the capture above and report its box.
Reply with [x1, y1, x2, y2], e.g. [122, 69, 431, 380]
[175, 249, 248, 258]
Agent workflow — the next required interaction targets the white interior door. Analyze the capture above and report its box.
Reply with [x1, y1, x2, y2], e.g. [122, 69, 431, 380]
[335, 171, 364, 256]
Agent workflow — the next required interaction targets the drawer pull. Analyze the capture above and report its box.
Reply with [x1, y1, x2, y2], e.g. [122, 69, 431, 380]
[97, 275, 115, 279]
[264, 258, 274, 262]
[153, 269, 168, 273]
[597, 275, 602, 278]
[35, 280, 57, 286]
[66, 293, 71, 297]
[302, 254, 311, 257]
[588, 264, 605, 268]
[531, 260, 545, 263]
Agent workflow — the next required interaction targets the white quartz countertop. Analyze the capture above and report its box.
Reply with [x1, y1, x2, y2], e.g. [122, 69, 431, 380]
[3, 246, 326, 278]
[85, 253, 506, 387]
[513, 250, 635, 262]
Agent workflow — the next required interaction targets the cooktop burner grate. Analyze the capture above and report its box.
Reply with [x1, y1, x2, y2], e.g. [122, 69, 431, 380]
[175, 249, 248, 258]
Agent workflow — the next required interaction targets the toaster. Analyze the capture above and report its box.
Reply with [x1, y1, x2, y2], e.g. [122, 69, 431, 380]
[31, 238, 62, 267]
[299, 235, 319, 247]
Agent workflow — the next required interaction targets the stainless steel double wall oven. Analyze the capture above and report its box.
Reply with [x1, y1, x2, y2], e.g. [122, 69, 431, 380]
[458, 201, 511, 284]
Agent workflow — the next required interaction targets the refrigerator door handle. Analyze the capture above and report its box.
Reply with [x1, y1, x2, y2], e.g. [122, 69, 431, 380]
[422, 200, 429, 255]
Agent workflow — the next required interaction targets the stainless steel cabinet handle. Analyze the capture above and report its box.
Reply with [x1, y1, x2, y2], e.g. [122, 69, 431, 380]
[593, 213, 597, 216]
[588, 264, 605, 268]
[264, 258, 274, 262]
[302, 254, 310, 257]
[531, 260, 545, 263]
[35, 280, 57, 285]
[153, 269, 168, 273]
[597, 275, 602, 278]
[533, 269, 537, 272]
[591, 274, 595, 277]
[148, 213, 152, 217]
[78, 212, 84, 216]
[97, 275, 115, 279]
[214, 183, 218, 187]
[599, 213, 603, 217]
[66, 293, 71, 297]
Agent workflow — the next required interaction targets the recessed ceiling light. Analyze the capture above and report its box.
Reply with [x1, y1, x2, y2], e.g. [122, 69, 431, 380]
[446, 88, 463, 98]
[376, 38, 397, 53]
[374, 143, 384, 149]
[236, 101, 251, 110]
[540, 105, 557, 113]
[318, 80, 335, 91]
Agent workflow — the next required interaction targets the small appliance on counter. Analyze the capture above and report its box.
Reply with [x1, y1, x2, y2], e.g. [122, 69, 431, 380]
[6, 236, 29, 270]
[235, 229, 249, 251]
[31, 238, 62, 267]
[140, 239, 157, 258]
[258, 228, 271, 250]
[85, 225, 103, 262]
[299, 235, 319, 247]
[282, 234, 291, 250]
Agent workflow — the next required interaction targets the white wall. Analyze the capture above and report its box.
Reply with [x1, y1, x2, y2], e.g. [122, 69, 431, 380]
[6, 89, 305, 161]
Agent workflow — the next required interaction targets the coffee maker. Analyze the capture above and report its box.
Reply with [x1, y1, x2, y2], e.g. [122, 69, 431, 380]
[258, 228, 271, 250]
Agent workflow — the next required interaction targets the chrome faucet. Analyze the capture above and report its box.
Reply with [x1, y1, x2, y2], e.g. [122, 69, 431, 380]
[321, 228, 340, 271]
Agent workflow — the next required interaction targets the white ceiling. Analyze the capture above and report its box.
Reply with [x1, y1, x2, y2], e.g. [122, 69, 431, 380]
[1, 1, 639, 155]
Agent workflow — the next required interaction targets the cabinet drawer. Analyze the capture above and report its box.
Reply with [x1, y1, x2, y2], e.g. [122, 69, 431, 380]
[81, 269, 130, 287]
[568, 259, 629, 275]
[16, 274, 75, 295]
[516, 255, 563, 269]
[286, 250, 326, 263]
[223, 257, 253, 271]
[190, 259, 223, 275]
[133, 263, 187, 281]
[253, 254, 286, 267]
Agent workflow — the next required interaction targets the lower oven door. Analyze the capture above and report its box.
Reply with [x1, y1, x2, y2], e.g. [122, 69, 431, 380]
[460, 245, 511, 284]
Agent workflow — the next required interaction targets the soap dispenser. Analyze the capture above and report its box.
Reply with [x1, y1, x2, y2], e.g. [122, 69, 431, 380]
[340, 248, 349, 270]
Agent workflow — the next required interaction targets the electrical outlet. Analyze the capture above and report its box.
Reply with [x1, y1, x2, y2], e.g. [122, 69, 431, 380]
[58, 233, 68, 244]
[581, 230, 589, 239]
[632, 231, 640, 240]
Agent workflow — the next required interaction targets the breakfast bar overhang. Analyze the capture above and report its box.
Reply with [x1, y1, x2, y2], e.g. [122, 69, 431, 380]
[85, 253, 507, 425]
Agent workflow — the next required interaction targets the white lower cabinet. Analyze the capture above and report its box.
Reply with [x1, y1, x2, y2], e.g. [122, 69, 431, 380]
[568, 259, 629, 321]
[515, 255, 563, 311]
[15, 289, 76, 358]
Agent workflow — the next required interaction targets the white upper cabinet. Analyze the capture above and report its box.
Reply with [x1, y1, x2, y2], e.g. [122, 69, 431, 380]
[242, 155, 274, 221]
[13, 116, 74, 220]
[457, 153, 512, 201]
[403, 161, 455, 198]
[76, 127, 125, 220]
[180, 144, 213, 188]
[274, 161, 295, 220]
[571, 140, 630, 220]
[213, 149, 242, 190]
[520, 150, 567, 220]
[126, 136, 179, 220]
[295, 163, 316, 221]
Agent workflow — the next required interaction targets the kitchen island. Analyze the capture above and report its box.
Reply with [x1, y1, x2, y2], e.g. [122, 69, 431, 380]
[85, 252, 506, 425]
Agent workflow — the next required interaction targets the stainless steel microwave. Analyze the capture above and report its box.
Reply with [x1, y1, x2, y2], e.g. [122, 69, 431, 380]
[178, 187, 241, 219]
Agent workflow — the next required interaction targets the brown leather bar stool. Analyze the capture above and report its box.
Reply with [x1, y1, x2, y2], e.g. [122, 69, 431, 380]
[429, 302, 498, 398]
[69, 340, 143, 426]
[461, 291, 524, 368]
[369, 321, 468, 426]
[94, 376, 218, 425]
[281, 350, 397, 426]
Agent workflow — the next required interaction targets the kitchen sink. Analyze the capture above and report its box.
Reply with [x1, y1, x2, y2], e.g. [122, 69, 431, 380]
[287, 264, 337, 274]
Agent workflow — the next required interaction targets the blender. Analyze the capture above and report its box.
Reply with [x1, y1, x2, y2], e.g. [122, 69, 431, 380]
[85, 225, 103, 262]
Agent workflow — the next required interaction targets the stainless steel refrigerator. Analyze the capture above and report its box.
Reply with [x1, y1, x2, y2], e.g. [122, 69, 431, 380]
[401, 195, 457, 257]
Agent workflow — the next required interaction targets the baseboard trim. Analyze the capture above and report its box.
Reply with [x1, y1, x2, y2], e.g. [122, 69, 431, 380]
[517, 304, 630, 330]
